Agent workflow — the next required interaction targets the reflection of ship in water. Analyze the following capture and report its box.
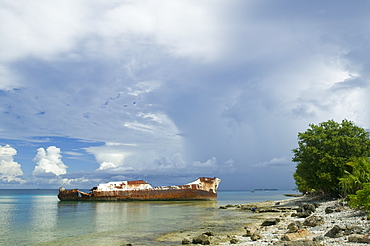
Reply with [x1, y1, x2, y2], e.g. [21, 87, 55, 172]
[55, 194, 218, 245]
[58, 177, 221, 201]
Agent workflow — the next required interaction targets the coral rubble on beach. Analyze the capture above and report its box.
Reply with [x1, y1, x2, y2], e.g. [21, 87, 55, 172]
[176, 196, 370, 245]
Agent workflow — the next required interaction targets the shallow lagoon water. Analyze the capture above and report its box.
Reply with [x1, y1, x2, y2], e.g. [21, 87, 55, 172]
[0, 189, 299, 245]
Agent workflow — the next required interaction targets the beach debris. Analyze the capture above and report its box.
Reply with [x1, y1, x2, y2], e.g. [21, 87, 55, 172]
[192, 234, 211, 245]
[325, 204, 347, 214]
[244, 225, 263, 241]
[225, 204, 236, 208]
[348, 234, 370, 243]
[273, 240, 322, 246]
[244, 225, 258, 236]
[284, 193, 304, 197]
[261, 218, 280, 226]
[250, 230, 262, 241]
[324, 225, 343, 238]
[202, 231, 214, 237]
[185, 196, 369, 245]
[181, 238, 191, 244]
[231, 199, 298, 213]
[195, 197, 369, 245]
[229, 238, 239, 244]
[293, 203, 318, 218]
[182, 232, 215, 245]
[324, 224, 365, 238]
[287, 221, 302, 233]
[281, 229, 312, 241]
[218, 204, 236, 209]
[303, 215, 325, 227]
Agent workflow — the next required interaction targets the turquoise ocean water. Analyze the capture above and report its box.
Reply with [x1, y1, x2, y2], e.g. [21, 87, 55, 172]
[0, 189, 299, 246]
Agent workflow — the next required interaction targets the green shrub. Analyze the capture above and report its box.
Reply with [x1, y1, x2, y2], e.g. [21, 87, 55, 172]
[348, 182, 370, 219]
[339, 157, 370, 196]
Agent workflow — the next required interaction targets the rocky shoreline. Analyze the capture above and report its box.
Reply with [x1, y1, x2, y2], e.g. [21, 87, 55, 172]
[172, 195, 370, 245]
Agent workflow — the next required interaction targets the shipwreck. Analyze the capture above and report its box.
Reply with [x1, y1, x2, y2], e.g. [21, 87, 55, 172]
[58, 177, 221, 201]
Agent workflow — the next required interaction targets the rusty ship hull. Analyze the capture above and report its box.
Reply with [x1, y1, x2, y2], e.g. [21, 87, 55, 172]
[58, 177, 221, 201]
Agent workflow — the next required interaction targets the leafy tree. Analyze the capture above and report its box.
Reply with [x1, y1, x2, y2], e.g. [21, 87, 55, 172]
[339, 157, 370, 196]
[292, 119, 370, 195]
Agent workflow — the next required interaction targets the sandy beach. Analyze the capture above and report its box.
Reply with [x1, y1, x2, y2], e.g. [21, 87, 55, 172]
[158, 195, 370, 245]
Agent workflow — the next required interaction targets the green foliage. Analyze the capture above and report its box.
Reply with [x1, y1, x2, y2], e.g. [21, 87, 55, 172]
[292, 119, 370, 195]
[348, 182, 370, 219]
[339, 157, 370, 195]
[293, 172, 310, 193]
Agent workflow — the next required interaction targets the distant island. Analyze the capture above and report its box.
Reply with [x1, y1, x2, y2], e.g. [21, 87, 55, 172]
[253, 189, 279, 191]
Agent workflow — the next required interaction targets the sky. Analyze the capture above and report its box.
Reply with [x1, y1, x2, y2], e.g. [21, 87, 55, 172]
[0, 0, 369, 190]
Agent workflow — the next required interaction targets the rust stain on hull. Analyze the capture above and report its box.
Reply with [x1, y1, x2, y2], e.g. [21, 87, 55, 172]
[58, 177, 221, 201]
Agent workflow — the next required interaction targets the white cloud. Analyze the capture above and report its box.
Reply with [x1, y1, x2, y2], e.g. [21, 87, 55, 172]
[27, 176, 101, 188]
[105, 143, 138, 147]
[97, 162, 117, 171]
[252, 156, 292, 168]
[0, 65, 20, 90]
[153, 153, 186, 169]
[88, 143, 174, 172]
[0, 1, 369, 190]
[224, 158, 234, 166]
[80, 152, 233, 186]
[94, 152, 127, 171]
[63, 151, 84, 157]
[33, 146, 68, 176]
[0, 145, 24, 183]
[0, 0, 224, 68]
[0, 0, 89, 62]
[99, 154, 232, 179]
[193, 157, 217, 168]
[92, 0, 224, 62]
[123, 122, 155, 133]
[94, 152, 126, 166]
[127, 81, 162, 97]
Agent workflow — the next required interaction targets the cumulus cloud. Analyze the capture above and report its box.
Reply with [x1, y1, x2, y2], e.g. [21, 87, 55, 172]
[97, 162, 117, 171]
[0, 145, 24, 183]
[95, 152, 125, 168]
[91, 146, 133, 171]
[92, 153, 234, 185]
[32, 146, 68, 177]
[252, 156, 292, 168]
[192, 157, 218, 168]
